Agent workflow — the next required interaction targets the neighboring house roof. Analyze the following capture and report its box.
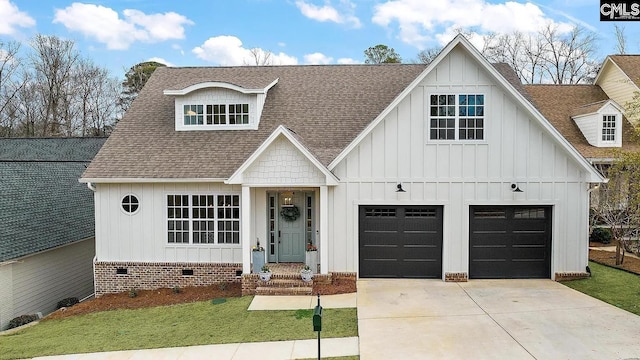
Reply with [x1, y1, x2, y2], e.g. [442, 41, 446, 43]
[0, 137, 106, 262]
[82, 64, 427, 180]
[608, 55, 640, 87]
[524, 85, 640, 159]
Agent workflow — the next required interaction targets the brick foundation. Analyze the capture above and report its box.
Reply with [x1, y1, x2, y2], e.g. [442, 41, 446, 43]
[444, 272, 468, 282]
[241, 272, 357, 296]
[554, 272, 590, 281]
[94, 261, 242, 297]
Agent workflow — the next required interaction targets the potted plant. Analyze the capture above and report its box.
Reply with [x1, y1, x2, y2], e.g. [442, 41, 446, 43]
[305, 241, 318, 273]
[301, 265, 313, 282]
[252, 240, 265, 274]
[259, 264, 272, 281]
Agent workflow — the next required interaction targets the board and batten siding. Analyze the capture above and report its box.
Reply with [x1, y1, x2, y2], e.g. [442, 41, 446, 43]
[0, 239, 94, 330]
[95, 183, 249, 263]
[329, 45, 591, 278]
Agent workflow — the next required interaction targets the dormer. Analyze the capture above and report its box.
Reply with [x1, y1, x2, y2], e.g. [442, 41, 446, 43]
[571, 99, 624, 148]
[164, 79, 278, 131]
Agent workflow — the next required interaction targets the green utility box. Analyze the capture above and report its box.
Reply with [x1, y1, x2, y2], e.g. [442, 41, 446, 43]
[313, 305, 323, 332]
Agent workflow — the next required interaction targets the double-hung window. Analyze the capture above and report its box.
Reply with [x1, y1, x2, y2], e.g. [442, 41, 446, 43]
[429, 94, 484, 140]
[602, 115, 616, 142]
[167, 194, 240, 244]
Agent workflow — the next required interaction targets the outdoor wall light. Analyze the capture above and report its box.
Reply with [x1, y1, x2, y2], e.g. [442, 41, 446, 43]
[511, 183, 523, 193]
[396, 183, 406, 193]
[281, 191, 294, 206]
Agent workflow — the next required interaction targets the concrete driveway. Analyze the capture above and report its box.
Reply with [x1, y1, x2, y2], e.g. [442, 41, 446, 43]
[357, 279, 640, 359]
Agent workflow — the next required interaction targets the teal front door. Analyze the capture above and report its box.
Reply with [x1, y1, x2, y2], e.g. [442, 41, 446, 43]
[278, 192, 305, 262]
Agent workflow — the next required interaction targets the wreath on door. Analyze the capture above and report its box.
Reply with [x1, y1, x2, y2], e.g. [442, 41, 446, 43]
[280, 205, 300, 222]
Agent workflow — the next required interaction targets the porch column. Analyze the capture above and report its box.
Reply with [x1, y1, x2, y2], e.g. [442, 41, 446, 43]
[320, 185, 329, 274]
[242, 185, 251, 274]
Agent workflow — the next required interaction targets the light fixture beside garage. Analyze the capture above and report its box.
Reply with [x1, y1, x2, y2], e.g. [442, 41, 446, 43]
[511, 183, 523, 193]
[396, 183, 406, 192]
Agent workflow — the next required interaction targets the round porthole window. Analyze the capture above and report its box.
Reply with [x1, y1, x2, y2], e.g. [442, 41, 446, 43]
[122, 195, 139, 214]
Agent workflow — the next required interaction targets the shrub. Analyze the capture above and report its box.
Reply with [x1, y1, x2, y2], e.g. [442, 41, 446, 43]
[128, 289, 138, 298]
[172, 286, 181, 294]
[56, 297, 79, 309]
[590, 227, 612, 244]
[7, 314, 38, 329]
[219, 282, 228, 291]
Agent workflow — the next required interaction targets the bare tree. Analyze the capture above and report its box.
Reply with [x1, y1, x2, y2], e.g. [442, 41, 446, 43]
[244, 48, 274, 66]
[614, 25, 626, 54]
[29, 35, 79, 136]
[481, 24, 599, 84]
[0, 41, 26, 136]
[592, 152, 640, 264]
[415, 48, 441, 64]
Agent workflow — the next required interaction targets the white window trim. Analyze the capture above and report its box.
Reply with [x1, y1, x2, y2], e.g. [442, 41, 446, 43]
[176, 103, 257, 131]
[120, 194, 140, 215]
[600, 113, 618, 144]
[165, 192, 242, 247]
[427, 92, 488, 144]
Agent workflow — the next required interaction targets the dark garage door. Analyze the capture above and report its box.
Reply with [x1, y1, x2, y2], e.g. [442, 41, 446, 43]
[359, 205, 443, 278]
[469, 206, 552, 278]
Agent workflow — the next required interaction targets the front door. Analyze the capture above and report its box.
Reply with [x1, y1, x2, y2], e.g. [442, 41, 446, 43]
[278, 192, 306, 262]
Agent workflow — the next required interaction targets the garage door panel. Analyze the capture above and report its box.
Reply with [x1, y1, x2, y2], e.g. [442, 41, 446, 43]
[360, 206, 442, 278]
[470, 206, 551, 279]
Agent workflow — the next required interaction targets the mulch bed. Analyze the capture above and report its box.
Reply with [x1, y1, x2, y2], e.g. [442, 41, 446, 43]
[589, 248, 640, 275]
[46, 277, 356, 320]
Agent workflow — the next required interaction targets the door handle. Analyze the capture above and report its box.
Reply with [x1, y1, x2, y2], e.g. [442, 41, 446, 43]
[278, 231, 281, 237]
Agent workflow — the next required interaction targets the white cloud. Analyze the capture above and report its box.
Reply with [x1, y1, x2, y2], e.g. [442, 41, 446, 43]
[53, 3, 193, 50]
[304, 52, 333, 64]
[372, 0, 574, 48]
[295, 0, 361, 28]
[0, 0, 35, 35]
[337, 57, 360, 64]
[192, 36, 298, 66]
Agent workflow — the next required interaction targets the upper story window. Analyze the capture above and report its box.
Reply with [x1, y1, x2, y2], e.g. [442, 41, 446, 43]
[429, 94, 484, 141]
[183, 104, 249, 126]
[602, 115, 616, 142]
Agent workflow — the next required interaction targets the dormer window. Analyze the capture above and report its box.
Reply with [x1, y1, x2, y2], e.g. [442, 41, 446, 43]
[183, 104, 249, 126]
[571, 100, 623, 148]
[602, 115, 616, 142]
[164, 79, 278, 132]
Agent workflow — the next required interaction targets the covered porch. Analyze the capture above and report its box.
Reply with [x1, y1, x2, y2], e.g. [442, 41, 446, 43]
[224, 125, 339, 276]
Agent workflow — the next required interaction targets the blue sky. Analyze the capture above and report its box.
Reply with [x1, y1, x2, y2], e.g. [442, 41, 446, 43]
[1, 0, 638, 77]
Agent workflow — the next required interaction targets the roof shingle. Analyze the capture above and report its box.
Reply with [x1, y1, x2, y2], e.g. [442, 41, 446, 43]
[82, 64, 426, 180]
[0, 138, 105, 262]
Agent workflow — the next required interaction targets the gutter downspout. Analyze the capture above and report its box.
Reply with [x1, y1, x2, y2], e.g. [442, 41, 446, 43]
[87, 182, 96, 192]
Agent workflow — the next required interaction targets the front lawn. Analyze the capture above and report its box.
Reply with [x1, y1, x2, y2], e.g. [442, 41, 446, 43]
[0, 296, 357, 360]
[563, 261, 640, 316]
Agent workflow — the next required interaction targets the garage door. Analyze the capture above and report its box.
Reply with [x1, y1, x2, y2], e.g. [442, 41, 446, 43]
[469, 206, 551, 278]
[359, 205, 443, 278]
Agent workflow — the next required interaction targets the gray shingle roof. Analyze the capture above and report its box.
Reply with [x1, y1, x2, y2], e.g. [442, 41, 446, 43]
[82, 64, 427, 180]
[0, 138, 106, 262]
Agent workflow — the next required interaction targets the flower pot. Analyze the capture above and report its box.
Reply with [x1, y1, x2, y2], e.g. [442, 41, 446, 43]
[301, 270, 313, 282]
[259, 271, 272, 282]
[252, 251, 265, 274]
[305, 251, 318, 273]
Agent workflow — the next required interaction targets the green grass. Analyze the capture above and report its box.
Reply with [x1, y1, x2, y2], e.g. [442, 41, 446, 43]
[563, 261, 640, 315]
[0, 296, 357, 360]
